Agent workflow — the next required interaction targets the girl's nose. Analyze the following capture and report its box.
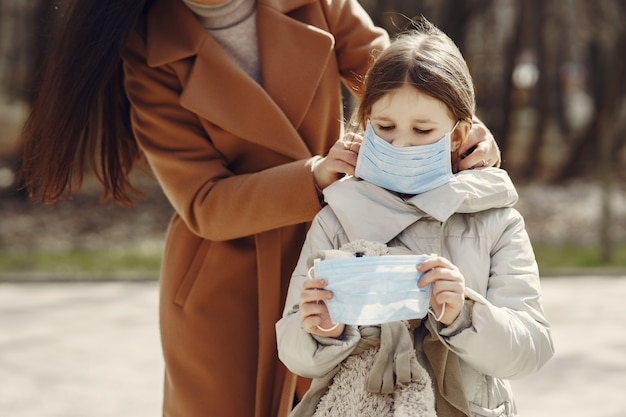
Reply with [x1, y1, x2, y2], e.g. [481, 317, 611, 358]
[391, 136, 412, 148]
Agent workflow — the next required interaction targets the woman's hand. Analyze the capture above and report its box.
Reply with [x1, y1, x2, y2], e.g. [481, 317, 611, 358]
[299, 277, 344, 338]
[311, 133, 362, 190]
[456, 119, 501, 171]
[417, 255, 466, 326]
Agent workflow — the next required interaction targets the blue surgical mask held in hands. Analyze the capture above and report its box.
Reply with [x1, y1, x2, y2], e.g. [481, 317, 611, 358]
[355, 120, 458, 195]
[313, 254, 431, 326]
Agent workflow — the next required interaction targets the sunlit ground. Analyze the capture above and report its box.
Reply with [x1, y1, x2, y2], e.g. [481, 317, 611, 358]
[1, 276, 625, 417]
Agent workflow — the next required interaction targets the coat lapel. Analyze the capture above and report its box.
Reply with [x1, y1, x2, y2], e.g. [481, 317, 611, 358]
[145, 0, 333, 161]
[257, 0, 334, 131]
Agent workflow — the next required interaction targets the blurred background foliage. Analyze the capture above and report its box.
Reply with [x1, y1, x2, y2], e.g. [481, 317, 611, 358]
[2, 0, 624, 183]
[0, 0, 625, 276]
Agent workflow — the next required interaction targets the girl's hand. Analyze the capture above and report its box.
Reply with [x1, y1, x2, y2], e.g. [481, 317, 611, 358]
[417, 255, 466, 326]
[311, 133, 362, 190]
[456, 120, 501, 171]
[299, 278, 344, 338]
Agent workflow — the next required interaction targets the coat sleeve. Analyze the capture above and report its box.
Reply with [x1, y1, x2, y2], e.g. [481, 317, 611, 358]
[276, 208, 360, 378]
[321, 0, 390, 97]
[439, 208, 555, 379]
[122, 33, 325, 241]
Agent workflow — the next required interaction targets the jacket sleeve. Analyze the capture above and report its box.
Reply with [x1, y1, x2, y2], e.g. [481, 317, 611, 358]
[276, 207, 360, 377]
[122, 34, 325, 241]
[321, 0, 390, 97]
[439, 208, 555, 379]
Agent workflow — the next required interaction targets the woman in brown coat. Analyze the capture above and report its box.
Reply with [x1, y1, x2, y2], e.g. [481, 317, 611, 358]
[20, 0, 500, 416]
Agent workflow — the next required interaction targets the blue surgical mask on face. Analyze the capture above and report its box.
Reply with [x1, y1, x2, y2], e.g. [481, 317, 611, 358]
[313, 255, 431, 326]
[355, 120, 459, 195]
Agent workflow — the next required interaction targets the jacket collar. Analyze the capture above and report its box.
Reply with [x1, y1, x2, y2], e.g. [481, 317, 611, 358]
[323, 168, 519, 243]
[145, 0, 326, 161]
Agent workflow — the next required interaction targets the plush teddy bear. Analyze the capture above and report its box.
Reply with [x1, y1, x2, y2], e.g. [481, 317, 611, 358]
[307, 239, 412, 264]
[309, 240, 437, 417]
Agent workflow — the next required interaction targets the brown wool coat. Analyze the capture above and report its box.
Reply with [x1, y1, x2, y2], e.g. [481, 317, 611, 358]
[121, 0, 389, 416]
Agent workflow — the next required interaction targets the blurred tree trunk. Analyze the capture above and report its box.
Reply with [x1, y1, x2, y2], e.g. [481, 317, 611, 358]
[554, 2, 626, 183]
[0, 0, 54, 197]
[521, 0, 546, 180]
[0, 0, 44, 103]
[430, 0, 491, 46]
[493, 1, 524, 165]
[599, 6, 626, 262]
[554, 42, 602, 182]
[1, 0, 61, 102]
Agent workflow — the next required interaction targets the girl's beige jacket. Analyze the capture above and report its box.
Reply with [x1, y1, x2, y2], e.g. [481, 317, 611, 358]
[121, 0, 388, 416]
[277, 170, 555, 416]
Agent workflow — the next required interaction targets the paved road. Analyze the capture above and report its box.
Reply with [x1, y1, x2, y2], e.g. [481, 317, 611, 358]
[1, 276, 625, 417]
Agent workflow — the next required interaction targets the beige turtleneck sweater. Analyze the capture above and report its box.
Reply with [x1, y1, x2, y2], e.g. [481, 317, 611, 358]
[182, 0, 261, 83]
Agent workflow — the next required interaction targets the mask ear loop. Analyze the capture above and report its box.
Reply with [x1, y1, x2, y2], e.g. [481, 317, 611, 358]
[434, 302, 446, 322]
[307, 266, 340, 332]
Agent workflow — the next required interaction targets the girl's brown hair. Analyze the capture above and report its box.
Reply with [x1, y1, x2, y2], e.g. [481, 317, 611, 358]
[353, 18, 475, 131]
[20, 0, 156, 205]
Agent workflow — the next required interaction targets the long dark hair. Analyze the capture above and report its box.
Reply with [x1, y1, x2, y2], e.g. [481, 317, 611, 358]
[20, 0, 156, 205]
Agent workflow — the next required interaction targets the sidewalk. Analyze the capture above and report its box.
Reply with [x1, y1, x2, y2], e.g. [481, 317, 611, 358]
[0, 281, 163, 417]
[511, 275, 626, 416]
[1, 276, 625, 416]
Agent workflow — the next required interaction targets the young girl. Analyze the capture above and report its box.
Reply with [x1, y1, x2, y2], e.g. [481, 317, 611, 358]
[276, 20, 554, 417]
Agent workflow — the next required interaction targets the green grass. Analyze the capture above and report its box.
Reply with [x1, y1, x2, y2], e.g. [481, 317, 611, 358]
[1, 242, 626, 280]
[533, 242, 626, 275]
[0, 244, 163, 280]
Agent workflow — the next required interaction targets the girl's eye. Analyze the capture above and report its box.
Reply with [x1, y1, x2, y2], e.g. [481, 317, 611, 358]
[414, 128, 432, 134]
[378, 125, 394, 131]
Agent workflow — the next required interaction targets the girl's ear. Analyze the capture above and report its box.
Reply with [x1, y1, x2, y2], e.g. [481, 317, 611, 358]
[450, 120, 471, 152]
[450, 120, 471, 173]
